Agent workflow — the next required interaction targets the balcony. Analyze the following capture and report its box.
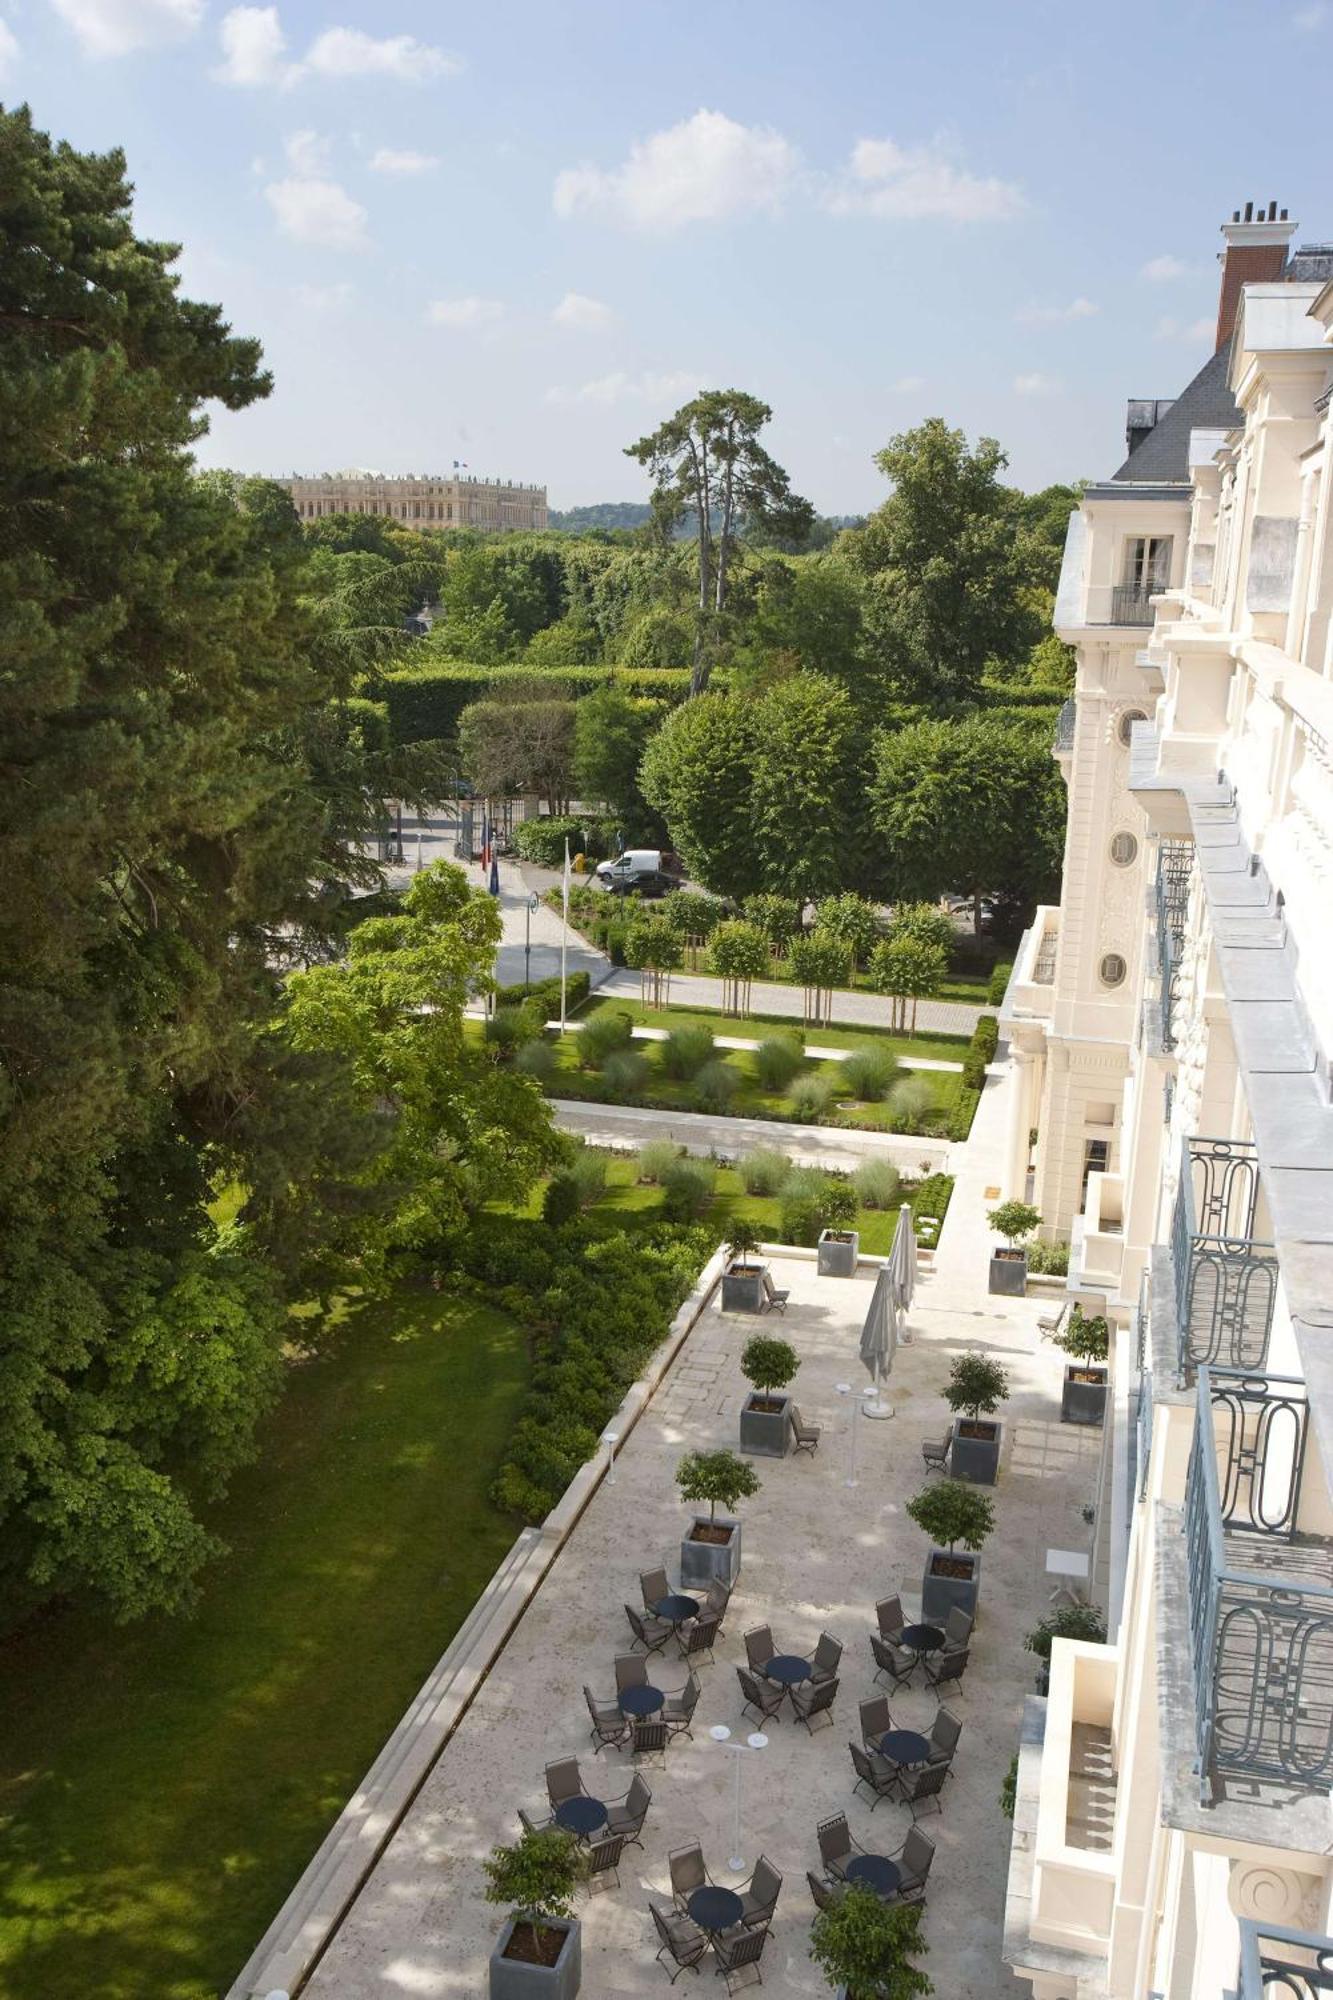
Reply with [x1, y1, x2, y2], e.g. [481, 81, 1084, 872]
[1236, 1920, 1333, 1997]
[1110, 583, 1158, 625]
[1171, 1137, 1279, 1383]
[1024, 1642, 1119, 1958]
[1185, 1367, 1333, 1800]
[1153, 838, 1193, 1050]
[1003, 907, 1059, 1027]
[1074, 1171, 1124, 1292]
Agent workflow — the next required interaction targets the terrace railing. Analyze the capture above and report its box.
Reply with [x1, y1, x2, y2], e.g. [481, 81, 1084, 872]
[1236, 1920, 1333, 1998]
[1110, 583, 1157, 625]
[1171, 1136, 1278, 1384]
[1054, 697, 1076, 756]
[1154, 839, 1193, 1049]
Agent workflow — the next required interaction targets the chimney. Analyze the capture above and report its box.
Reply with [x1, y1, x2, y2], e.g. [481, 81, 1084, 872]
[1215, 200, 1296, 351]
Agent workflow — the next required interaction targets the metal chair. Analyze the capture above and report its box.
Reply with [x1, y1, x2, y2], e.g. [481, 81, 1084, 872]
[870, 1632, 916, 1692]
[738, 1854, 783, 1930]
[606, 1772, 651, 1847]
[711, 1923, 767, 1992]
[518, 1806, 550, 1835]
[921, 1431, 952, 1475]
[816, 1811, 861, 1879]
[680, 1611, 721, 1664]
[705, 1578, 731, 1620]
[626, 1602, 673, 1654]
[632, 1717, 670, 1767]
[664, 1670, 701, 1741]
[737, 1665, 784, 1726]
[943, 1606, 974, 1649]
[641, 1565, 671, 1610]
[761, 1270, 790, 1315]
[652, 1902, 708, 1983]
[875, 1595, 905, 1643]
[545, 1758, 585, 1807]
[585, 1685, 628, 1753]
[807, 1869, 844, 1911]
[616, 1652, 649, 1694]
[892, 1824, 937, 1901]
[849, 1739, 899, 1809]
[790, 1676, 838, 1734]
[927, 1706, 962, 1774]
[859, 1694, 893, 1746]
[811, 1631, 843, 1684]
[584, 1829, 625, 1893]
[899, 1758, 949, 1819]
[790, 1404, 821, 1454]
[924, 1645, 970, 1697]
[744, 1625, 775, 1672]
[669, 1841, 710, 1910]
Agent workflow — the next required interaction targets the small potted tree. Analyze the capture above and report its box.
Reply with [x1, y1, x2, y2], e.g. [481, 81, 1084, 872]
[1024, 1602, 1107, 1695]
[739, 1334, 799, 1458]
[485, 1827, 583, 2000]
[808, 1883, 932, 2000]
[816, 1176, 861, 1276]
[1054, 1307, 1111, 1426]
[943, 1353, 1009, 1486]
[721, 1222, 767, 1313]
[987, 1201, 1041, 1295]
[677, 1447, 761, 1588]
[907, 1478, 994, 1625]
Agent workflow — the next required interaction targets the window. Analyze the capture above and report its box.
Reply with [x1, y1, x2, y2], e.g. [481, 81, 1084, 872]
[1099, 952, 1127, 987]
[1081, 1137, 1111, 1209]
[1118, 708, 1148, 747]
[1123, 536, 1173, 590]
[1109, 831, 1138, 867]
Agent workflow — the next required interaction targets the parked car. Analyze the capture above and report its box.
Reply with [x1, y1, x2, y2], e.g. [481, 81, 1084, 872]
[595, 849, 681, 897]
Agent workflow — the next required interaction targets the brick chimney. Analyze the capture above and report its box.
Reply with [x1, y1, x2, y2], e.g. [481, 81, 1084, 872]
[1215, 200, 1296, 350]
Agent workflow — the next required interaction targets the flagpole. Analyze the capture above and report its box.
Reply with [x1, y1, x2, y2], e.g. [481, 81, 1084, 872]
[560, 838, 570, 1032]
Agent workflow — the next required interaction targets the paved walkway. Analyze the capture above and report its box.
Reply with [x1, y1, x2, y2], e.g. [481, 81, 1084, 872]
[596, 964, 983, 1038]
[550, 1098, 953, 1175]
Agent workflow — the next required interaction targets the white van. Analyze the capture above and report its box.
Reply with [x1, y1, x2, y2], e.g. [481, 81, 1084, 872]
[595, 849, 668, 894]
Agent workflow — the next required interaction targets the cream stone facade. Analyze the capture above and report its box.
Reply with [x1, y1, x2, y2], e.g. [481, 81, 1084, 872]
[1002, 209, 1333, 1999]
[281, 469, 547, 530]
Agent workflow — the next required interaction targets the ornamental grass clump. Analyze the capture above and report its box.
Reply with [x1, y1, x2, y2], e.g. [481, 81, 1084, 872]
[660, 1023, 715, 1079]
[754, 1033, 804, 1091]
[853, 1158, 901, 1210]
[788, 1071, 834, 1123]
[638, 1137, 681, 1185]
[601, 1049, 649, 1099]
[691, 1058, 739, 1114]
[738, 1147, 790, 1197]
[577, 1008, 635, 1069]
[779, 1165, 857, 1246]
[661, 1156, 716, 1221]
[885, 1076, 933, 1133]
[841, 1044, 900, 1101]
[514, 1036, 555, 1081]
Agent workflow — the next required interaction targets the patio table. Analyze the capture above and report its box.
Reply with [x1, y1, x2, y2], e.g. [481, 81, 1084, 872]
[687, 1885, 744, 1933]
[553, 1796, 607, 1838]
[845, 1853, 901, 1897]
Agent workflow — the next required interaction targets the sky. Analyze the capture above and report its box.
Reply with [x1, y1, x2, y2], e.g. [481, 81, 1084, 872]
[6, 0, 1331, 511]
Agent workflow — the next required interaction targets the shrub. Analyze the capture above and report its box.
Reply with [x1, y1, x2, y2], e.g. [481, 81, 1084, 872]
[885, 1076, 933, 1132]
[741, 893, 803, 946]
[840, 1044, 900, 1101]
[813, 891, 883, 970]
[706, 920, 769, 981]
[377, 662, 690, 747]
[1055, 1307, 1110, 1364]
[988, 1200, 1041, 1248]
[754, 1034, 804, 1091]
[676, 1447, 761, 1523]
[853, 1158, 901, 1210]
[660, 889, 730, 938]
[1026, 1239, 1070, 1276]
[638, 1137, 681, 1184]
[788, 1072, 834, 1122]
[778, 1166, 856, 1245]
[911, 1173, 954, 1238]
[888, 900, 956, 956]
[601, 1049, 649, 1098]
[809, 1892, 930, 2000]
[512, 814, 608, 867]
[542, 1173, 581, 1225]
[577, 1008, 635, 1068]
[1025, 1603, 1108, 1663]
[787, 930, 849, 995]
[868, 936, 947, 1031]
[737, 1147, 790, 1197]
[660, 1024, 715, 1079]
[944, 1353, 1010, 1423]
[484, 1003, 543, 1060]
[567, 1146, 608, 1208]
[496, 970, 591, 1017]
[947, 1089, 982, 1142]
[906, 1479, 994, 1553]
[691, 1058, 739, 1114]
[988, 961, 1013, 1006]
[514, 1037, 555, 1081]
[661, 1156, 716, 1220]
[740, 1335, 799, 1393]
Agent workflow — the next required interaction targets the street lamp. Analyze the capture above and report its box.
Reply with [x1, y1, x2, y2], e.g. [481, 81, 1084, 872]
[708, 1725, 768, 1873]
[524, 891, 539, 994]
[836, 1381, 875, 1489]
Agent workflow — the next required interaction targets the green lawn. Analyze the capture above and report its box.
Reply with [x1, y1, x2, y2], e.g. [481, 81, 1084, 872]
[0, 1287, 529, 2000]
[577, 996, 970, 1065]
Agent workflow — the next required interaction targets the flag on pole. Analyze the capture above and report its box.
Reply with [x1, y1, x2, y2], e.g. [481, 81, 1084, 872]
[560, 838, 571, 1031]
[488, 856, 500, 897]
[480, 815, 491, 878]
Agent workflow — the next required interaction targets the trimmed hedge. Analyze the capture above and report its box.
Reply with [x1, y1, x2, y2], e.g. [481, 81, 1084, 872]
[494, 971, 591, 1015]
[513, 816, 612, 866]
[910, 1172, 955, 1246]
[949, 1012, 1000, 1140]
[375, 663, 692, 744]
[988, 962, 1013, 1007]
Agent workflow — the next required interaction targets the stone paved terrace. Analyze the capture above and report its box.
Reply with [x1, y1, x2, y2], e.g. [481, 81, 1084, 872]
[300, 1224, 1100, 1994]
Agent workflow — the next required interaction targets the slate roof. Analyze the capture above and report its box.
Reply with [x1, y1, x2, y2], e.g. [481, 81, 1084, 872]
[1109, 343, 1241, 484]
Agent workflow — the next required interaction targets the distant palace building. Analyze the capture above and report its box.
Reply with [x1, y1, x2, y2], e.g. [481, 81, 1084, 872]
[280, 469, 547, 531]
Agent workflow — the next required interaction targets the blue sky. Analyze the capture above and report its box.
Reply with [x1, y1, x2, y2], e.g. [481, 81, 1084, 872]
[7, 0, 1330, 509]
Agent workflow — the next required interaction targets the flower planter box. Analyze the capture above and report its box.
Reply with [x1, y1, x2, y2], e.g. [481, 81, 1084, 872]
[490, 1918, 581, 2000]
[721, 1266, 766, 1313]
[739, 1391, 791, 1458]
[989, 1248, 1028, 1296]
[921, 1548, 981, 1625]
[817, 1229, 859, 1277]
[680, 1516, 742, 1589]
[1061, 1365, 1109, 1427]
[949, 1418, 1002, 1486]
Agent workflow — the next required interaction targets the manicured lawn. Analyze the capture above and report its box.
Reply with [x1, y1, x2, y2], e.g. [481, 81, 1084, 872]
[576, 996, 968, 1065]
[0, 1287, 529, 2000]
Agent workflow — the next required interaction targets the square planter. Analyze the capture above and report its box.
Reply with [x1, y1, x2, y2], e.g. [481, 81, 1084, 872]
[680, 1517, 742, 1589]
[721, 1266, 766, 1313]
[949, 1419, 1002, 1486]
[739, 1391, 791, 1458]
[921, 1548, 981, 1626]
[989, 1249, 1028, 1296]
[490, 1917, 581, 2000]
[1061, 1365, 1109, 1427]
[817, 1229, 860, 1277]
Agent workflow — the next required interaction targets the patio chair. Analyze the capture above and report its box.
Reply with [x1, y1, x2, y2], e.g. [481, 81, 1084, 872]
[584, 1829, 626, 1894]
[816, 1810, 862, 1880]
[664, 1670, 701, 1741]
[705, 1577, 731, 1619]
[943, 1606, 974, 1649]
[875, 1595, 905, 1644]
[1038, 1300, 1070, 1339]
[849, 1739, 899, 1810]
[626, 1602, 674, 1654]
[680, 1610, 722, 1664]
[669, 1841, 711, 1910]
[616, 1652, 649, 1694]
[744, 1625, 775, 1672]
[899, 1759, 949, 1819]
[631, 1717, 670, 1767]
[606, 1772, 652, 1848]
[811, 1632, 843, 1685]
[737, 1665, 785, 1726]
[652, 1902, 708, 1983]
[585, 1685, 629, 1753]
[739, 1854, 783, 1930]
[641, 1564, 671, 1608]
[711, 1923, 767, 1993]
[859, 1694, 893, 1746]
[870, 1632, 916, 1692]
[921, 1431, 952, 1476]
[807, 1869, 845, 1912]
[545, 1758, 585, 1808]
[791, 1676, 838, 1734]
[891, 1825, 936, 1902]
[926, 1707, 963, 1775]
[518, 1806, 551, 1836]
[790, 1404, 821, 1455]
[760, 1270, 790, 1315]
[924, 1644, 970, 1697]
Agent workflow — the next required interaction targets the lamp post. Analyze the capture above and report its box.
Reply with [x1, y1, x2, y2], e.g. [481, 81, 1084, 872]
[524, 891, 539, 994]
[836, 1382, 874, 1489]
[708, 1725, 768, 1873]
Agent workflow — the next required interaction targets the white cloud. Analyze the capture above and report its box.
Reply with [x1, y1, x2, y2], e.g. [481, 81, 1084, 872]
[293, 280, 354, 310]
[427, 296, 505, 329]
[305, 25, 461, 81]
[284, 128, 332, 175]
[1013, 371, 1062, 396]
[1293, 3, 1327, 27]
[890, 374, 925, 393]
[264, 175, 368, 251]
[545, 369, 698, 407]
[0, 19, 18, 73]
[369, 148, 439, 176]
[51, 0, 202, 58]
[1155, 314, 1215, 344]
[832, 137, 1025, 222]
[215, 8, 461, 88]
[554, 109, 798, 231]
[552, 291, 615, 331]
[214, 4, 289, 83]
[1015, 296, 1099, 324]
[1140, 253, 1189, 281]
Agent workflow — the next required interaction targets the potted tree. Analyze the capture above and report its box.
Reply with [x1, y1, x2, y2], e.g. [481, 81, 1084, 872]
[987, 1200, 1041, 1296]
[484, 1827, 583, 2000]
[721, 1223, 767, 1313]
[808, 1883, 932, 2000]
[739, 1334, 799, 1458]
[676, 1448, 760, 1588]
[1054, 1307, 1111, 1426]
[943, 1354, 1009, 1486]
[1024, 1602, 1107, 1696]
[907, 1478, 994, 1625]
[816, 1178, 861, 1276]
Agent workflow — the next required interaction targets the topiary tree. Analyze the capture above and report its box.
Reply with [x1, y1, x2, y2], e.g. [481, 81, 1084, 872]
[706, 919, 769, 1016]
[483, 1827, 582, 1965]
[987, 1200, 1041, 1250]
[625, 911, 684, 1007]
[887, 900, 956, 957]
[676, 1447, 761, 1524]
[868, 936, 947, 1035]
[814, 891, 884, 974]
[1054, 1306, 1109, 1365]
[726, 1221, 763, 1269]
[906, 1479, 994, 1555]
[788, 930, 848, 1029]
[740, 1334, 799, 1396]
[1024, 1602, 1107, 1665]
[809, 1885, 932, 2000]
[742, 892, 803, 952]
[944, 1353, 1010, 1425]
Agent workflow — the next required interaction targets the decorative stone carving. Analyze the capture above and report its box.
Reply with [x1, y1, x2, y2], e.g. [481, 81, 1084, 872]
[1227, 1857, 1325, 1929]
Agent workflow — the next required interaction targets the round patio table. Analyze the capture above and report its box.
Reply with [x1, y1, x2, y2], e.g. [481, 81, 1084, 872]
[553, 1796, 607, 1838]
[899, 1623, 944, 1654]
[845, 1853, 901, 1898]
[763, 1653, 812, 1685]
[654, 1593, 701, 1626]
[879, 1728, 931, 1768]
[687, 1885, 745, 1933]
[618, 1683, 665, 1718]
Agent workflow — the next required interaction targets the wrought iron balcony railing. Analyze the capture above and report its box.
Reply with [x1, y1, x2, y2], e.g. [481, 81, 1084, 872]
[1154, 839, 1193, 1050]
[1053, 696, 1076, 756]
[1110, 583, 1158, 625]
[1237, 1919, 1333, 1997]
[1171, 1136, 1279, 1383]
[1185, 1367, 1333, 1798]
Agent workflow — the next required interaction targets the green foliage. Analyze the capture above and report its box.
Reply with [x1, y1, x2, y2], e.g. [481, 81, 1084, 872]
[676, 1447, 762, 1523]
[885, 1076, 933, 1133]
[842, 1045, 900, 1101]
[573, 681, 664, 833]
[691, 1058, 739, 1114]
[988, 961, 1014, 1006]
[809, 1885, 932, 2000]
[515, 1037, 556, 1082]
[496, 971, 591, 1014]
[906, 1479, 994, 1554]
[755, 1034, 805, 1091]
[742, 894, 803, 945]
[577, 1010, 636, 1068]
[944, 1353, 1010, 1422]
[619, 604, 694, 667]
[376, 663, 689, 747]
[640, 691, 763, 899]
[706, 920, 770, 982]
[660, 889, 732, 938]
[660, 1024, 716, 1079]
[868, 938, 948, 1004]
[961, 1014, 1000, 1091]
[1025, 1603, 1108, 1662]
[626, 914, 685, 977]
[725, 1220, 763, 1265]
[601, 1049, 650, 1098]
[1000, 1753, 1018, 1822]
[887, 902, 956, 956]
[661, 1156, 717, 1221]
[458, 691, 576, 812]
[741, 1335, 799, 1394]
[788, 930, 852, 994]
[638, 1138, 682, 1184]
[815, 892, 884, 969]
[910, 1174, 954, 1243]
[737, 1148, 791, 1197]
[567, 1146, 609, 1208]
[1025, 1239, 1069, 1276]
[1055, 1308, 1110, 1364]
[779, 1165, 855, 1243]
[484, 1002, 544, 1060]
[512, 816, 609, 866]
[542, 1173, 582, 1226]
[483, 1828, 581, 1951]
[854, 1158, 902, 1210]
[988, 1200, 1041, 1248]
[788, 1072, 835, 1123]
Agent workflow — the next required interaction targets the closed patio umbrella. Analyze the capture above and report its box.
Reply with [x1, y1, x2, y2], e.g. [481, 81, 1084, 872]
[890, 1203, 917, 1312]
[859, 1263, 899, 1419]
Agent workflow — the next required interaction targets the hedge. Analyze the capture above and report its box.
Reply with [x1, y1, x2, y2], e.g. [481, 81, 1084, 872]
[494, 970, 591, 1015]
[374, 663, 692, 745]
[910, 1172, 955, 1246]
[987, 962, 1013, 1007]
[513, 816, 615, 866]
